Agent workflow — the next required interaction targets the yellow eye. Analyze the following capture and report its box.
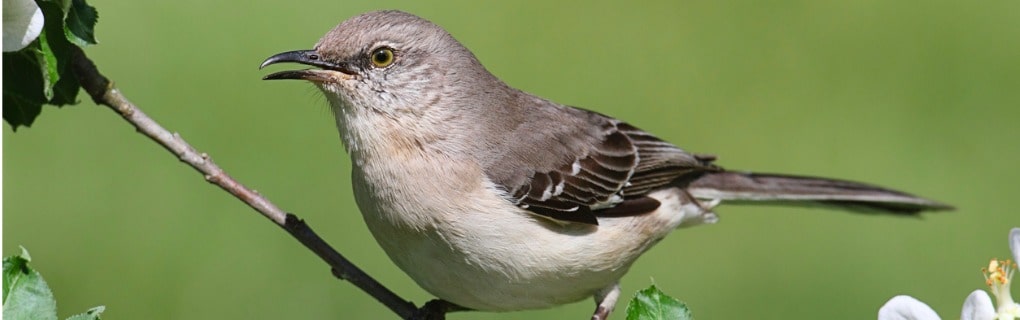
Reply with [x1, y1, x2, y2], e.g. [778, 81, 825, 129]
[370, 47, 395, 68]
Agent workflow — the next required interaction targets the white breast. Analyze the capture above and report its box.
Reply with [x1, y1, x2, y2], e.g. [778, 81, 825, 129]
[350, 149, 717, 311]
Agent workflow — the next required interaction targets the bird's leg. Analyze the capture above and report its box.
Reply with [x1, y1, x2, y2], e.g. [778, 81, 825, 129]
[591, 283, 621, 320]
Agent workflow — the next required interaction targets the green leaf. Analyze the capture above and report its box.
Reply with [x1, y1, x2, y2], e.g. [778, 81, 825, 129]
[65, 306, 105, 320]
[37, 0, 73, 13]
[625, 285, 693, 320]
[3, 0, 90, 129]
[49, 68, 82, 105]
[1, 90, 44, 130]
[2, 247, 59, 320]
[63, 0, 98, 46]
[37, 31, 61, 100]
[36, 0, 77, 97]
[3, 247, 32, 301]
[2, 51, 47, 129]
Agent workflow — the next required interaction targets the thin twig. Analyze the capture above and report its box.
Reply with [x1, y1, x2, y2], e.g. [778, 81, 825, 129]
[67, 45, 431, 319]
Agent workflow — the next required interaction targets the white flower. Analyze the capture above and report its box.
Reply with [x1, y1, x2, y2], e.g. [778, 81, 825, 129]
[879, 295, 941, 320]
[3, 0, 45, 52]
[962, 289, 995, 320]
[879, 228, 1020, 320]
[1011, 228, 1020, 267]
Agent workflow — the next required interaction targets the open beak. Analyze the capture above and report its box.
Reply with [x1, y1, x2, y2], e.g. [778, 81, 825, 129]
[260, 50, 358, 81]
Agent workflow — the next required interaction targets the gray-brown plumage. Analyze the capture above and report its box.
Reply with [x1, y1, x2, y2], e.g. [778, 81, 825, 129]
[260, 10, 951, 320]
[474, 94, 949, 225]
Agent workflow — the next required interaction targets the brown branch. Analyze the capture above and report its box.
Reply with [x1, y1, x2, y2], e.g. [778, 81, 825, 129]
[67, 45, 458, 319]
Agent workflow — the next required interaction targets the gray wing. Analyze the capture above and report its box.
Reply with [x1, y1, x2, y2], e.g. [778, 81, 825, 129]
[485, 105, 719, 225]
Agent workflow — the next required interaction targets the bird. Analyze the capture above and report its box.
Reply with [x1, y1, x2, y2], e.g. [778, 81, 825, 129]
[259, 10, 950, 319]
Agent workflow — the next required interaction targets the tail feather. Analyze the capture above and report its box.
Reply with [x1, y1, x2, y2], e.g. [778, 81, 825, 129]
[686, 171, 953, 215]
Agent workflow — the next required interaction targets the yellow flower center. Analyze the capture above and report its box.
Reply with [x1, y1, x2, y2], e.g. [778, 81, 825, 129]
[982, 258, 1019, 319]
[984, 259, 1015, 287]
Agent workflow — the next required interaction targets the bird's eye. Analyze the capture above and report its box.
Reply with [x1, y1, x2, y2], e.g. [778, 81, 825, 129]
[370, 47, 395, 68]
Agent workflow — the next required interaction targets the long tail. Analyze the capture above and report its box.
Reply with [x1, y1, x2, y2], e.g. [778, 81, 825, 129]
[686, 171, 953, 214]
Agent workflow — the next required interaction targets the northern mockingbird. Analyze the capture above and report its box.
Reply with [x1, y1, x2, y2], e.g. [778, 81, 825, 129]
[260, 10, 949, 319]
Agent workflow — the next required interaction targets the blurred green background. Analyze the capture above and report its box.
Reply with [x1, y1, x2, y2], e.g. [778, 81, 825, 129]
[4, 0, 1019, 319]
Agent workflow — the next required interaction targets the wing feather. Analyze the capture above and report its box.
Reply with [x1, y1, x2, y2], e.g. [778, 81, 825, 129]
[493, 109, 720, 225]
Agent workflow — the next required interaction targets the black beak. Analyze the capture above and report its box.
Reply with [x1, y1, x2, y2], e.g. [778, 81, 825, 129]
[260, 50, 358, 80]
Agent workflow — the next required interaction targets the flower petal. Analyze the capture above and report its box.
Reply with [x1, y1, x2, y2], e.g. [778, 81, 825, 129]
[960, 290, 995, 320]
[879, 295, 942, 320]
[2, 0, 45, 52]
[1010, 227, 1020, 264]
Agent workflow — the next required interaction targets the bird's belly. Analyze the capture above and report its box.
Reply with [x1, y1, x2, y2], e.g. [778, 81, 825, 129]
[357, 202, 633, 311]
[366, 214, 626, 311]
[352, 161, 708, 311]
